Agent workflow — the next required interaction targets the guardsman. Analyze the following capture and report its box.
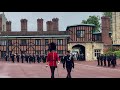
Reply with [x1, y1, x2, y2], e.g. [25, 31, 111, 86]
[103, 54, 107, 66]
[63, 50, 74, 78]
[100, 54, 103, 66]
[36, 54, 41, 63]
[32, 54, 35, 63]
[11, 54, 15, 63]
[5, 53, 9, 62]
[25, 54, 29, 63]
[29, 54, 33, 64]
[111, 53, 117, 68]
[97, 54, 100, 66]
[16, 53, 20, 63]
[46, 42, 60, 78]
[107, 54, 111, 67]
[21, 53, 24, 63]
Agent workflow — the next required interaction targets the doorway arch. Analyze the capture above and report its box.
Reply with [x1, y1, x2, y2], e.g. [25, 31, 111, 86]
[72, 44, 85, 61]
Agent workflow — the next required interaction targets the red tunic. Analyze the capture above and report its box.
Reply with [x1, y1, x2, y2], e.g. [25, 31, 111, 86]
[47, 52, 60, 66]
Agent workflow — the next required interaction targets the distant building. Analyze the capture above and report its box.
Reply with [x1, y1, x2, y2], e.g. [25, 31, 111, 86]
[0, 12, 7, 32]
[112, 12, 120, 50]
[0, 13, 112, 61]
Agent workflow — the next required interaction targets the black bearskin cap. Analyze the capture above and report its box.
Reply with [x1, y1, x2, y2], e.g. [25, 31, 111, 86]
[48, 42, 56, 52]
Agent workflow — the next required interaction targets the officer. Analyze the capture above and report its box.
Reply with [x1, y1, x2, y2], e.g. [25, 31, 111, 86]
[63, 50, 74, 78]
[61, 53, 66, 64]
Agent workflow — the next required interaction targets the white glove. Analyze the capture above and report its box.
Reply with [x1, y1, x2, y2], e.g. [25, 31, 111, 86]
[58, 61, 60, 64]
[45, 65, 48, 67]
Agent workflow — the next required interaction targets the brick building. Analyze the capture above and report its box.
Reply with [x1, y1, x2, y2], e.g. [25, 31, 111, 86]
[0, 13, 112, 61]
[0, 13, 69, 58]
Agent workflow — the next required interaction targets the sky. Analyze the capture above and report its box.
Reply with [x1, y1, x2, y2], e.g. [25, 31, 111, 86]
[0, 12, 102, 31]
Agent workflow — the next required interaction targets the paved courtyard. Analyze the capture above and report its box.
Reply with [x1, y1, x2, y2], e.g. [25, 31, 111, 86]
[0, 60, 120, 78]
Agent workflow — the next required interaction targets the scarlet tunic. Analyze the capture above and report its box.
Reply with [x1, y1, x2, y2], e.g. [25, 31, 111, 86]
[47, 52, 60, 66]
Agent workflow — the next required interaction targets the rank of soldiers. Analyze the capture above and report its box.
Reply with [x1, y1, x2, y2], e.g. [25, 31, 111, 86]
[4, 53, 47, 63]
[97, 53, 117, 68]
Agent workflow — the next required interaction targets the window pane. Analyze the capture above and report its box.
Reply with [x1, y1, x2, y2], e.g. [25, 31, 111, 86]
[76, 30, 85, 37]
[45, 39, 49, 45]
[21, 39, 27, 45]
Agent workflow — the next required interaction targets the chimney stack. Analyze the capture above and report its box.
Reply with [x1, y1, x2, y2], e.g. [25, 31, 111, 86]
[37, 18, 43, 32]
[52, 18, 59, 31]
[21, 19, 27, 32]
[101, 16, 112, 45]
[6, 21, 11, 32]
[46, 21, 53, 31]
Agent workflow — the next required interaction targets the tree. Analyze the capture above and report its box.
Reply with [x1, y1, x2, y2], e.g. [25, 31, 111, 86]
[81, 15, 100, 32]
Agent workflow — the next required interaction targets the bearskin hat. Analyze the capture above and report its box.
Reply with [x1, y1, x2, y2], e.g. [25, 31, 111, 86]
[48, 42, 56, 52]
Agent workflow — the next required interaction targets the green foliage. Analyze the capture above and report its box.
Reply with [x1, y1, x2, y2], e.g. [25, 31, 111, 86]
[81, 15, 100, 32]
[113, 51, 120, 58]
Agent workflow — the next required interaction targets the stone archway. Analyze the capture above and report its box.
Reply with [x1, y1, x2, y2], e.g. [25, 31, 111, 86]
[72, 44, 85, 61]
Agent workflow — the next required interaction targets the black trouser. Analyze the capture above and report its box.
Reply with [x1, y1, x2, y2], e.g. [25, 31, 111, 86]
[17, 58, 19, 62]
[37, 59, 40, 63]
[100, 60, 103, 66]
[111, 60, 116, 67]
[107, 60, 111, 67]
[26, 59, 28, 63]
[33, 59, 35, 63]
[21, 58, 24, 63]
[66, 67, 72, 78]
[103, 60, 106, 66]
[5, 58, 8, 61]
[97, 59, 100, 66]
[50, 66, 56, 78]
[12, 59, 14, 63]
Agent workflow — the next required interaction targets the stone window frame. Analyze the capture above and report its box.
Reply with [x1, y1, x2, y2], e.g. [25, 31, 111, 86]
[94, 49, 101, 57]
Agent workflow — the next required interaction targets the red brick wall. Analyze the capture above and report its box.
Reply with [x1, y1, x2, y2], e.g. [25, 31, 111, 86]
[101, 16, 112, 45]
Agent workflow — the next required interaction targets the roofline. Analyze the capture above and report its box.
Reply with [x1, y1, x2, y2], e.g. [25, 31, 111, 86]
[66, 24, 95, 30]
[0, 35, 70, 38]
